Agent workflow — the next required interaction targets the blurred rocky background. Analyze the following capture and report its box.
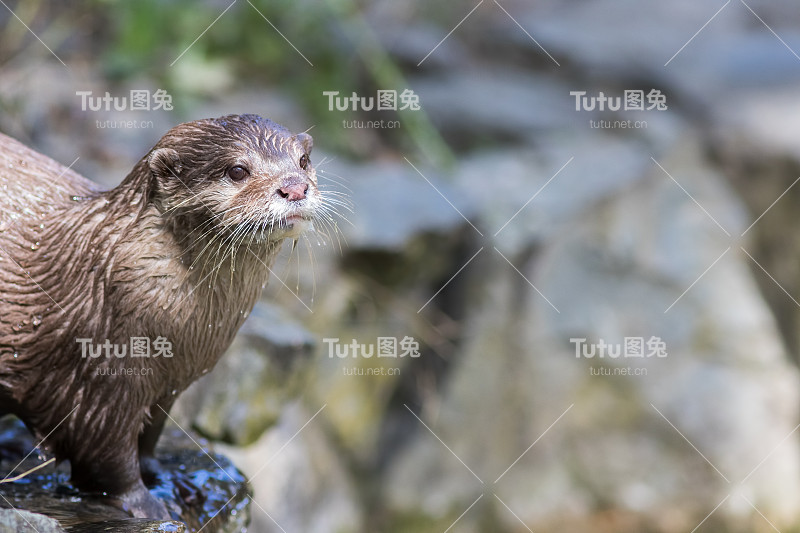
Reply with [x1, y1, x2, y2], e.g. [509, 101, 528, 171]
[3, 0, 800, 532]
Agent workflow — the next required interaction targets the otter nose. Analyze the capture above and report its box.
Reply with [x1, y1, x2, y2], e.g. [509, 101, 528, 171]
[277, 183, 309, 202]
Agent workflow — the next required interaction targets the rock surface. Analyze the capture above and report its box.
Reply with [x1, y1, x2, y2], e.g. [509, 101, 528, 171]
[383, 135, 800, 531]
[0, 509, 66, 533]
[5, 1, 800, 532]
[0, 418, 250, 533]
[218, 402, 363, 533]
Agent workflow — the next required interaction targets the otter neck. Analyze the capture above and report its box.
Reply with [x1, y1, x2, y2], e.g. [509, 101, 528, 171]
[103, 157, 151, 204]
[93, 159, 283, 378]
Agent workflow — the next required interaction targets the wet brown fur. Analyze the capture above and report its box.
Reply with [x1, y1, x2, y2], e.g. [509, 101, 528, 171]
[0, 114, 318, 517]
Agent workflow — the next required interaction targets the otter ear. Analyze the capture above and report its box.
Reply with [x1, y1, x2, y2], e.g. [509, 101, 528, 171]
[148, 147, 183, 178]
[295, 132, 313, 154]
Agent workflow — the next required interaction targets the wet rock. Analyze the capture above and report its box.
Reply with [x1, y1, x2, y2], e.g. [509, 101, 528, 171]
[0, 509, 65, 533]
[0, 418, 250, 533]
[67, 519, 186, 533]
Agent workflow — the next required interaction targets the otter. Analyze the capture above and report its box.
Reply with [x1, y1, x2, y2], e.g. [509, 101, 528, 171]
[0, 114, 320, 518]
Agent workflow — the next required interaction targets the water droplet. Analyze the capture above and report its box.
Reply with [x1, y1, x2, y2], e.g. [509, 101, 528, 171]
[31, 315, 42, 327]
[171, 389, 177, 396]
[11, 323, 22, 332]
[13, 352, 18, 358]
[30, 241, 40, 251]
[71, 196, 80, 201]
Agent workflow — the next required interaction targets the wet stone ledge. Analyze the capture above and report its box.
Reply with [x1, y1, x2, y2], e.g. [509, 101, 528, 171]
[0, 418, 250, 533]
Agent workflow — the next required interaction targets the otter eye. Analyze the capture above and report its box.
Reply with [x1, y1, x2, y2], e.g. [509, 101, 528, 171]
[299, 154, 309, 170]
[227, 165, 248, 181]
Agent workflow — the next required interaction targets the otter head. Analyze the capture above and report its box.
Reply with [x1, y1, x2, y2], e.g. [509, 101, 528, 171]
[146, 114, 319, 245]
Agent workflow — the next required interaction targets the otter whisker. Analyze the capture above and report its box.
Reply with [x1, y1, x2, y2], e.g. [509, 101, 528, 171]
[301, 233, 318, 303]
[316, 174, 353, 193]
[180, 204, 247, 249]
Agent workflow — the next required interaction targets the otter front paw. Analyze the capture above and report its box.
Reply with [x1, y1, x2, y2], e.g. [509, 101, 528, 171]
[119, 481, 171, 520]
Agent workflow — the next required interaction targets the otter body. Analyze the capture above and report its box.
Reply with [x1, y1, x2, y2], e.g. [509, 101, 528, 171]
[0, 115, 319, 518]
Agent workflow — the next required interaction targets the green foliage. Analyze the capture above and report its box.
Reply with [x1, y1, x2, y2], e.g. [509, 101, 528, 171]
[90, 0, 452, 163]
